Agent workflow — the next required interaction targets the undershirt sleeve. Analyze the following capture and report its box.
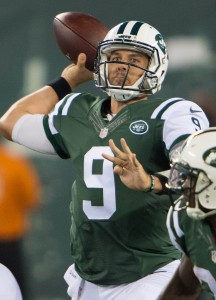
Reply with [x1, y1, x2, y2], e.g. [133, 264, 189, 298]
[12, 114, 57, 155]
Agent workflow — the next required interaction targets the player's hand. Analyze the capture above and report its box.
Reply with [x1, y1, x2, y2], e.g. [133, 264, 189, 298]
[102, 138, 151, 191]
[61, 53, 94, 90]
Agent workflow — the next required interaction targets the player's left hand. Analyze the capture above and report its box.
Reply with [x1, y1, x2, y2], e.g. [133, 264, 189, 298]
[102, 138, 151, 191]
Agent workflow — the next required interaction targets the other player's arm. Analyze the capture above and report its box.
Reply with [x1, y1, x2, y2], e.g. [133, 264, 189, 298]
[158, 255, 202, 300]
[102, 138, 165, 193]
[0, 53, 93, 140]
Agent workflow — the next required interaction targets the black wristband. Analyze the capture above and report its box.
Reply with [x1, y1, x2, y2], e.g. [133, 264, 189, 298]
[153, 173, 168, 194]
[143, 174, 155, 192]
[47, 77, 71, 100]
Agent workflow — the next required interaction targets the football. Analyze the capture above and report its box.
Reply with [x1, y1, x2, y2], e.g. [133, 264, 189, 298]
[53, 12, 109, 71]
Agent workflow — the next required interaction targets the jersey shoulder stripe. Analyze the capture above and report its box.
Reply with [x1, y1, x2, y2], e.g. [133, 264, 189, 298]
[49, 93, 81, 119]
[48, 92, 98, 133]
[43, 93, 99, 159]
[62, 93, 81, 115]
[45, 94, 78, 135]
[42, 93, 81, 158]
[151, 97, 183, 119]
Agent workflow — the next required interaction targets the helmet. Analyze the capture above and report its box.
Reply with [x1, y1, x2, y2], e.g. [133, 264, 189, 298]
[167, 128, 216, 220]
[94, 21, 168, 102]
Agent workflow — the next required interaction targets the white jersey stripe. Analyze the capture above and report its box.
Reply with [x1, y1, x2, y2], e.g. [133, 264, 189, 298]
[48, 93, 81, 134]
[173, 201, 184, 238]
[49, 99, 65, 134]
[62, 93, 81, 115]
[193, 266, 216, 295]
[166, 206, 184, 253]
[49, 115, 58, 134]
[150, 97, 182, 119]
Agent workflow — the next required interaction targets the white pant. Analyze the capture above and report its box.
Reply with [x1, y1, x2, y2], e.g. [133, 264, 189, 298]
[64, 260, 180, 300]
[0, 263, 23, 300]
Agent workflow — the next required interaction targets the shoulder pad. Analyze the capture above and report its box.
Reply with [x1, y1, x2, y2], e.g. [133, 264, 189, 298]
[151, 97, 183, 119]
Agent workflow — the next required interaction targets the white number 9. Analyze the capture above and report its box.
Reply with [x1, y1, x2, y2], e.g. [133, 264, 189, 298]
[83, 146, 116, 220]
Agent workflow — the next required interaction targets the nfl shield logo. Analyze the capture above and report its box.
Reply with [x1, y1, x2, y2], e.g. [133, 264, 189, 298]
[211, 250, 216, 263]
[99, 127, 108, 139]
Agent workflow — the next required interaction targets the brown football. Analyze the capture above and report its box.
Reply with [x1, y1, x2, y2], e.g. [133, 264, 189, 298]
[53, 12, 109, 71]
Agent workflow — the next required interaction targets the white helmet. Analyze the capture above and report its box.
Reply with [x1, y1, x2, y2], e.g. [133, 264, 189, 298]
[94, 21, 168, 102]
[167, 128, 216, 220]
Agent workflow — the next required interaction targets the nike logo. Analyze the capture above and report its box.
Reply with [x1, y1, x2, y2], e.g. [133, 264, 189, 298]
[190, 107, 202, 113]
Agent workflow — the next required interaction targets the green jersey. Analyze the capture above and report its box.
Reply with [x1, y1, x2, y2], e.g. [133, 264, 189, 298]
[167, 200, 216, 296]
[43, 92, 209, 285]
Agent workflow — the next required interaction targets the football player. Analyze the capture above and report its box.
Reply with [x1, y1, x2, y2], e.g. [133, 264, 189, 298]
[0, 21, 209, 299]
[104, 130, 216, 299]
[159, 128, 216, 299]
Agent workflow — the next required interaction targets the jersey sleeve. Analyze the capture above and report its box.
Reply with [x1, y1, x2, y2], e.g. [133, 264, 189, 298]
[42, 93, 80, 158]
[151, 98, 209, 156]
[43, 92, 96, 159]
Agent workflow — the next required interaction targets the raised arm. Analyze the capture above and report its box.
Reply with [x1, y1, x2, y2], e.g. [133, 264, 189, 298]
[0, 53, 93, 140]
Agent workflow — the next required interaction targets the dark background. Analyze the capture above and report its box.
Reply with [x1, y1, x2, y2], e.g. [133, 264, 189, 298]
[1, 1, 216, 299]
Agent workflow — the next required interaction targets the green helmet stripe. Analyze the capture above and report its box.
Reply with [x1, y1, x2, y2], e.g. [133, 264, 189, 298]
[117, 22, 129, 34]
[130, 21, 144, 35]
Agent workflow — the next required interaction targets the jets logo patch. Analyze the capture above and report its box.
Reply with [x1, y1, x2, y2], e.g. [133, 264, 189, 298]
[129, 120, 148, 135]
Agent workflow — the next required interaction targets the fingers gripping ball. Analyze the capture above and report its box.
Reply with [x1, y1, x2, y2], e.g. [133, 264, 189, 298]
[53, 12, 108, 71]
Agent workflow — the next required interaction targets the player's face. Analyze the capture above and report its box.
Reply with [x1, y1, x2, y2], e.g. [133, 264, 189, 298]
[174, 172, 196, 207]
[107, 50, 149, 86]
[182, 178, 196, 207]
[169, 163, 197, 206]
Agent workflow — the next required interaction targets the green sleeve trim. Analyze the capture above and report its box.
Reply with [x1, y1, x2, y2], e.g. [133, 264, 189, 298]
[155, 99, 182, 119]
[169, 134, 190, 151]
[43, 115, 70, 159]
[165, 134, 190, 157]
